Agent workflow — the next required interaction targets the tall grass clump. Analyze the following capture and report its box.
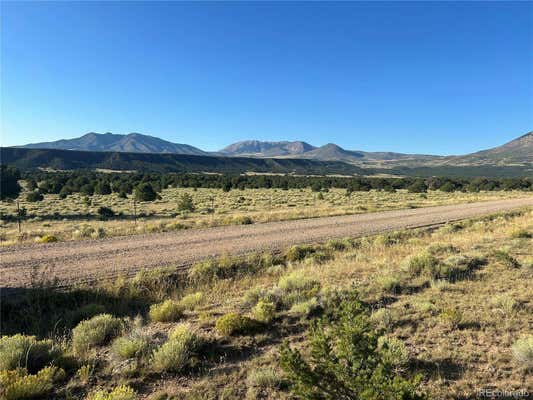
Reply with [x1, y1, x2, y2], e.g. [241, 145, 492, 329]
[511, 336, 533, 370]
[0, 366, 65, 400]
[151, 323, 202, 373]
[72, 314, 123, 355]
[179, 292, 204, 310]
[0, 335, 60, 373]
[149, 300, 184, 323]
[87, 385, 138, 400]
[277, 271, 321, 308]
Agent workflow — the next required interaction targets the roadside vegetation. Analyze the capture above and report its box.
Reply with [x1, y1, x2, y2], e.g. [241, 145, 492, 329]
[1, 171, 531, 245]
[1, 208, 531, 399]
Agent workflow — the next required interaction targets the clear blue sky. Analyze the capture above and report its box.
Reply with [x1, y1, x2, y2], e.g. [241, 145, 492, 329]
[1, 1, 532, 155]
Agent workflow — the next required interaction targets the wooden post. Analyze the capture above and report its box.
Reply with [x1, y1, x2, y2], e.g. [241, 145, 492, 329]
[133, 198, 137, 225]
[17, 200, 21, 234]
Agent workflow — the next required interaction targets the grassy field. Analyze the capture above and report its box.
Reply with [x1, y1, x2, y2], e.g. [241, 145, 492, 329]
[1, 208, 531, 399]
[0, 186, 530, 245]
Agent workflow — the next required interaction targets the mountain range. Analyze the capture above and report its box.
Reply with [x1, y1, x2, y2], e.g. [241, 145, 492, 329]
[15, 131, 532, 167]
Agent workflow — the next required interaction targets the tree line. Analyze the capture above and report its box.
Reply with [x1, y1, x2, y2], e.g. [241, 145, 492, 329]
[1, 166, 531, 202]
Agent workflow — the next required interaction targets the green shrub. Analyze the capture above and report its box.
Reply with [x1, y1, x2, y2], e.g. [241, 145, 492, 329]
[402, 252, 440, 276]
[326, 238, 353, 251]
[38, 234, 58, 243]
[149, 300, 184, 323]
[111, 337, 149, 360]
[369, 308, 395, 331]
[280, 292, 426, 400]
[0, 335, 60, 373]
[439, 307, 463, 329]
[0, 366, 65, 400]
[215, 313, 260, 336]
[177, 193, 195, 212]
[87, 385, 138, 400]
[151, 324, 201, 373]
[375, 273, 402, 294]
[288, 298, 320, 317]
[72, 314, 123, 355]
[97, 206, 115, 220]
[491, 294, 517, 314]
[76, 364, 93, 384]
[179, 292, 204, 310]
[26, 191, 43, 202]
[232, 215, 253, 225]
[378, 336, 410, 369]
[277, 271, 321, 307]
[252, 300, 276, 323]
[284, 244, 317, 262]
[246, 367, 283, 389]
[511, 336, 533, 370]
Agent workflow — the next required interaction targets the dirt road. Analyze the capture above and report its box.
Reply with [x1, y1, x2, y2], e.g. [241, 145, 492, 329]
[1, 197, 532, 289]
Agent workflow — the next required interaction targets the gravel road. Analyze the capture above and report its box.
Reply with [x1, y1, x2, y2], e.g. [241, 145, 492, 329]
[1, 197, 532, 289]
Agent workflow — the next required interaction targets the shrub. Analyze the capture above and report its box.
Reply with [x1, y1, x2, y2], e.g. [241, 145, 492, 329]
[252, 300, 276, 323]
[375, 273, 402, 294]
[72, 314, 123, 355]
[288, 298, 320, 317]
[111, 337, 148, 360]
[369, 308, 394, 331]
[491, 294, 517, 314]
[277, 271, 321, 307]
[0, 334, 59, 373]
[179, 292, 204, 310]
[232, 215, 253, 225]
[378, 336, 410, 370]
[76, 364, 93, 384]
[38, 234, 58, 243]
[326, 238, 352, 251]
[177, 193, 195, 212]
[511, 336, 533, 370]
[97, 206, 115, 220]
[284, 244, 317, 262]
[151, 324, 201, 373]
[26, 191, 44, 202]
[439, 307, 463, 329]
[215, 313, 260, 336]
[510, 229, 532, 239]
[134, 183, 157, 202]
[280, 292, 425, 400]
[246, 367, 283, 389]
[87, 385, 138, 400]
[493, 250, 521, 268]
[149, 300, 185, 323]
[402, 252, 440, 276]
[0, 366, 65, 400]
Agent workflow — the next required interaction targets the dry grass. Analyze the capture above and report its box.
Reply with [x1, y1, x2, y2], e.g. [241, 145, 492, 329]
[1, 186, 529, 245]
[1, 208, 531, 399]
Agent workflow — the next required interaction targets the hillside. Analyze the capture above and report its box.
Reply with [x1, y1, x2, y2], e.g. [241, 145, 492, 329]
[219, 140, 316, 156]
[18, 132, 207, 155]
[0, 147, 365, 175]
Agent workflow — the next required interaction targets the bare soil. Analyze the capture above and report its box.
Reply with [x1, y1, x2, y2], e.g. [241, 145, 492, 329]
[1, 197, 532, 289]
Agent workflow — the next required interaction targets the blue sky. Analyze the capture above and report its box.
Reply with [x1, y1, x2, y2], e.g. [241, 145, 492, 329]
[1, 1, 532, 155]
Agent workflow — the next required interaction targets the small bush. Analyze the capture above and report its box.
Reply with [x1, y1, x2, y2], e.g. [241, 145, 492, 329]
[151, 324, 201, 373]
[288, 298, 320, 317]
[0, 334, 59, 373]
[252, 300, 276, 323]
[369, 308, 394, 331]
[493, 250, 521, 268]
[149, 300, 184, 323]
[179, 292, 204, 310]
[26, 191, 44, 202]
[491, 294, 517, 314]
[232, 215, 253, 225]
[277, 271, 321, 307]
[111, 337, 149, 360]
[0, 366, 65, 400]
[511, 336, 533, 370]
[97, 206, 115, 220]
[177, 193, 195, 212]
[378, 336, 409, 370]
[510, 229, 532, 239]
[87, 385, 138, 400]
[284, 244, 317, 262]
[72, 314, 123, 355]
[246, 367, 283, 389]
[375, 273, 402, 294]
[440, 307, 463, 329]
[38, 234, 58, 243]
[402, 252, 440, 276]
[326, 238, 352, 251]
[76, 364, 93, 384]
[215, 313, 260, 336]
